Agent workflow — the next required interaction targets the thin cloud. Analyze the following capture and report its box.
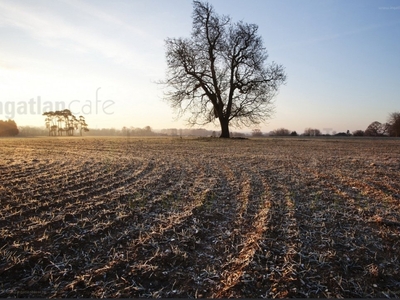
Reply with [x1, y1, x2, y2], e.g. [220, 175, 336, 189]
[0, 1, 160, 74]
[273, 19, 400, 51]
[59, 0, 153, 42]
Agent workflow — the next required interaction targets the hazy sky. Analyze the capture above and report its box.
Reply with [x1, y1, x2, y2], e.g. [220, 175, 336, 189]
[1, 0, 399, 134]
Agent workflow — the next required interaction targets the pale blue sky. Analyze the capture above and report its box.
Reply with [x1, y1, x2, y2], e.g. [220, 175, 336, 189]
[0, 0, 399, 134]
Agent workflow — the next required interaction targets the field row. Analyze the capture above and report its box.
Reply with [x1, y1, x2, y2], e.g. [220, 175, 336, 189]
[0, 137, 399, 297]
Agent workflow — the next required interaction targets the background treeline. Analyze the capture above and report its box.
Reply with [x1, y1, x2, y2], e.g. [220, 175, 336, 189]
[9, 110, 400, 138]
[254, 111, 400, 137]
[87, 126, 246, 137]
[0, 119, 19, 137]
[16, 125, 245, 137]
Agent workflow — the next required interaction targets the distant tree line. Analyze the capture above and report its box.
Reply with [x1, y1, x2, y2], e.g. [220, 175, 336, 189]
[80, 126, 247, 137]
[254, 111, 400, 138]
[10, 124, 246, 137]
[253, 128, 298, 137]
[85, 126, 158, 137]
[155, 127, 245, 137]
[0, 119, 19, 137]
[15, 110, 400, 138]
[18, 126, 48, 137]
[43, 109, 88, 136]
[353, 112, 400, 137]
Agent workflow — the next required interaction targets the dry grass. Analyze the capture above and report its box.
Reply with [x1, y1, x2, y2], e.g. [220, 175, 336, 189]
[0, 136, 399, 298]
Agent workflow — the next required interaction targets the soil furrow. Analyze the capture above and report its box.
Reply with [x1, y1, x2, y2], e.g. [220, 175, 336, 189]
[1, 137, 399, 298]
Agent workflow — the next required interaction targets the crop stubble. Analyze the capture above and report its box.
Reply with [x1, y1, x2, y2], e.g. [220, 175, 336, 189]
[0, 137, 399, 298]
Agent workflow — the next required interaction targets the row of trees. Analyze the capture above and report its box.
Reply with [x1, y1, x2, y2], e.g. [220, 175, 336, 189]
[85, 126, 157, 137]
[18, 126, 48, 137]
[43, 109, 89, 136]
[359, 112, 400, 137]
[159, 127, 244, 137]
[7, 124, 246, 137]
[252, 111, 400, 137]
[0, 119, 19, 137]
[89, 126, 245, 137]
[253, 127, 322, 137]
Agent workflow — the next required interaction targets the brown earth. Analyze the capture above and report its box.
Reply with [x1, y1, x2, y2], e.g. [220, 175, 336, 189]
[0, 136, 399, 298]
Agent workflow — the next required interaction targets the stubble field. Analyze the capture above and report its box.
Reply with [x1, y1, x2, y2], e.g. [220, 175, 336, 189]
[0, 136, 400, 298]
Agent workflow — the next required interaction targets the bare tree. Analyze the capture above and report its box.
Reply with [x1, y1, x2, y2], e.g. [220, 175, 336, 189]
[270, 128, 290, 136]
[251, 128, 263, 137]
[365, 121, 385, 136]
[303, 128, 321, 136]
[163, 1, 286, 138]
[78, 116, 89, 136]
[352, 130, 364, 136]
[387, 112, 400, 137]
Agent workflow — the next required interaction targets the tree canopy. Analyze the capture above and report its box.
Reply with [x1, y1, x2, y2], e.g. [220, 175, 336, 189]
[163, 1, 286, 138]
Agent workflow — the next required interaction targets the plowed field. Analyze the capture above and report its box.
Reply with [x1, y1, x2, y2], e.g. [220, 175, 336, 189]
[1, 137, 400, 298]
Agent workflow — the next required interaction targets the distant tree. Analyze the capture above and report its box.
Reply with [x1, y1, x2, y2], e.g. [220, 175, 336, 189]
[162, 1, 286, 138]
[169, 128, 178, 136]
[60, 109, 78, 136]
[365, 121, 385, 136]
[127, 126, 156, 136]
[335, 132, 348, 136]
[78, 116, 89, 136]
[303, 128, 321, 136]
[290, 131, 298, 136]
[0, 119, 19, 136]
[144, 126, 152, 134]
[122, 126, 130, 137]
[43, 111, 57, 136]
[231, 131, 246, 138]
[352, 130, 364, 136]
[270, 128, 290, 136]
[251, 128, 263, 137]
[387, 112, 400, 137]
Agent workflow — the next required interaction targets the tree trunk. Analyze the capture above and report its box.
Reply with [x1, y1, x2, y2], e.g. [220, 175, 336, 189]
[219, 118, 230, 138]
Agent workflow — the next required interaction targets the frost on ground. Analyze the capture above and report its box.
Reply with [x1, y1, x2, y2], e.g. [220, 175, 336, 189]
[0, 137, 399, 298]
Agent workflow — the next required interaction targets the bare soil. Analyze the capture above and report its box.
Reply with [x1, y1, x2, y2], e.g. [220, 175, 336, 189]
[0, 136, 399, 298]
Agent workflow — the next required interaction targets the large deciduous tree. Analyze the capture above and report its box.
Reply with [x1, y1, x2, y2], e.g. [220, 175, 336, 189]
[163, 1, 286, 138]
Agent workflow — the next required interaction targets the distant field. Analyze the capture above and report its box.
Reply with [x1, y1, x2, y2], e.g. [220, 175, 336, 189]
[0, 136, 399, 298]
